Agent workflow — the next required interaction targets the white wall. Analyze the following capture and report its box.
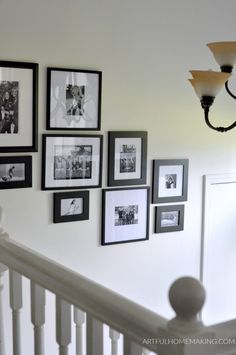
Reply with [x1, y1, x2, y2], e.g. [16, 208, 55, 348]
[1, 0, 236, 326]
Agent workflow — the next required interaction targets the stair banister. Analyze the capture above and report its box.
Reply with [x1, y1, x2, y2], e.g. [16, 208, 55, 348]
[1, 206, 236, 355]
[0, 207, 166, 353]
[0, 236, 167, 352]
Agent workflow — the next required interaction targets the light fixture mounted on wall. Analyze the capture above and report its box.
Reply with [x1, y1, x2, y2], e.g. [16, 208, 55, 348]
[189, 41, 236, 132]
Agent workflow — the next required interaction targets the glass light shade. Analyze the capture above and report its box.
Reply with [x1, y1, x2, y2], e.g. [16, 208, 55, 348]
[188, 79, 202, 98]
[207, 41, 236, 67]
[189, 70, 231, 98]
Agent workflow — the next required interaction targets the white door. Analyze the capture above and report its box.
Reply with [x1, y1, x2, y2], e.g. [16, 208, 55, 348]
[202, 174, 236, 325]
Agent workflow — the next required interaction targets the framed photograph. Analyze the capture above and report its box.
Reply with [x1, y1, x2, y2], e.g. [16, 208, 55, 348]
[152, 159, 189, 203]
[42, 134, 103, 190]
[0, 156, 32, 189]
[155, 204, 184, 233]
[47, 67, 102, 130]
[108, 131, 147, 186]
[0, 61, 38, 152]
[102, 187, 150, 245]
[53, 190, 89, 223]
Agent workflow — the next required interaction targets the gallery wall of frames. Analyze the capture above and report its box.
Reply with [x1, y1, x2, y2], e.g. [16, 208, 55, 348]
[0, 60, 189, 245]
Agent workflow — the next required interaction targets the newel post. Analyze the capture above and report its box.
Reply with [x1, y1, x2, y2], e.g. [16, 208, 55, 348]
[157, 277, 216, 355]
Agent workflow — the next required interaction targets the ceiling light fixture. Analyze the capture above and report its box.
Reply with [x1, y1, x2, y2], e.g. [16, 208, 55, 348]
[189, 41, 236, 132]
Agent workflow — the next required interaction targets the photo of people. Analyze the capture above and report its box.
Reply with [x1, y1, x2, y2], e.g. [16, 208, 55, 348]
[165, 174, 177, 189]
[120, 144, 136, 173]
[0, 81, 18, 134]
[60, 198, 83, 216]
[160, 211, 179, 227]
[114, 205, 138, 226]
[66, 84, 85, 116]
[54, 144, 92, 180]
[0, 163, 25, 182]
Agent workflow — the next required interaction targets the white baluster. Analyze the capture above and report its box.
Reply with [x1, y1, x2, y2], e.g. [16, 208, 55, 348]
[0, 263, 7, 355]
[0, 206, 5, 236]
[9, 270, 22, 355]
[56, 297, 71, 355]
[31, 282, 46, 355]
[74, 307, 85, 355]
[86, 315, 103, 355]
[109, 328, 120, 355]
[0, 206, 8, 355]
[124, 337, 143, 355]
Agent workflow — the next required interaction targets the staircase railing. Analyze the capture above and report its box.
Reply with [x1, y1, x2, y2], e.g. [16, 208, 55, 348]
[0, 206, 236, 355]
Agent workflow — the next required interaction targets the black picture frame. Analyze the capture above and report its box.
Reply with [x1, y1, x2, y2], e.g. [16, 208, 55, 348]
[152, 159, 189, 203]
[0, 156, 32, 189]
[42, 134, 103, 190]
[155, 204, 185, 233]
[108, 131, 147, 186]
[102, 186, 150, 245]
[53, 190, 89, 223]
[47, 67, 102, 130]
[0, 60, 38, 152]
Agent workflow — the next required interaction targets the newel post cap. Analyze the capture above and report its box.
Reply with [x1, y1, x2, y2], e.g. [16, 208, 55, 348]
[168, 276, 206, 334]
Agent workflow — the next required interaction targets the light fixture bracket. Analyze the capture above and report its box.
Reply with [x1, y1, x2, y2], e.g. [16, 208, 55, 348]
[221, 65, 233, 73]
[200, 96, 215, 109]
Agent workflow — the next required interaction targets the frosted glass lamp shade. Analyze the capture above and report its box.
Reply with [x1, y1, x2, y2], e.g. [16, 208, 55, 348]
[188, 79, 201, 98]
[189, 70, 231, 98]
[207, 42, 236, 67]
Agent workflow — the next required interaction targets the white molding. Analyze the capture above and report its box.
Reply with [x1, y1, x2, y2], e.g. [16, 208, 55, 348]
[201, 173, 236, 283]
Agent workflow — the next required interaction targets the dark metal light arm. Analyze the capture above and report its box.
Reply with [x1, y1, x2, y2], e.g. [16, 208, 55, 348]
[201, 95, 236, 132]
[220, 66, 236, 100]
[225, 80, 236, 100]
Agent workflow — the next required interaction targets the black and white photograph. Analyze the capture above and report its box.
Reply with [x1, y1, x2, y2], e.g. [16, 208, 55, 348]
[152, 159, 189, 203]
[0, 156, 32, 189]
[108, 131, 147, 186]
[114, 205, 138, 226]
[160, 211, 179, 227]
[61, 198, 83, 216]
[0, 163, 25, 182]
[66, 85, 85, 116]
[0, 61, 38, 152]
[0, 81, 18, 134]
[155, 205, 184, 233]
[47, 68, 102, 130]
[54, 191, 89, 223]
[120, 144, 136, 173]
[54, 144, 92, 180]
[102, 187, 150, 245]
[42, 134, 103, 190]
[165, 174, 177, 189]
